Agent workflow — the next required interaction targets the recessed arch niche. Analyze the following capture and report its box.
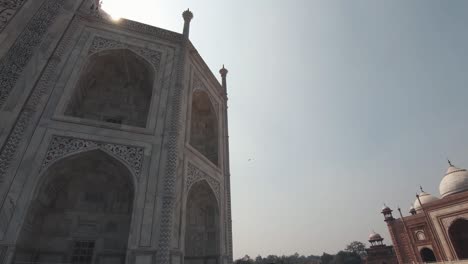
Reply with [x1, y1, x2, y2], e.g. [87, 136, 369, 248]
[65, 48, 154, 127]
[449, 218, 468, 259]
[190, 90, 219, 165]
[184, 180, 220, 264]
[14, 149, 134, 264]
[420, 248, 436, 263]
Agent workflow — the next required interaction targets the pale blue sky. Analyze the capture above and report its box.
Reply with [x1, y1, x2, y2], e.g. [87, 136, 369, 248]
[102, 0, 468, 258]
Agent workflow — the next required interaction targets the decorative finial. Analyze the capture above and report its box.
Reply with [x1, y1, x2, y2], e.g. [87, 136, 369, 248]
[219, 65, 229, 93]
[182, 8, 194, 21]
[420, 186, 424, 193]
[448, 159, 453, 167]
[182, 8, 194, 38]
[220, 65, 228, 77]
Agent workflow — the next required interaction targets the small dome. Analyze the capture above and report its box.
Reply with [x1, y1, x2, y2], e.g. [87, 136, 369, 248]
[439, 163, 468, 197]
[381, 205, 391, 213]
[369, 231, 383, 242]
[414, 191, 439, 212]
[409, 205, 416, 215]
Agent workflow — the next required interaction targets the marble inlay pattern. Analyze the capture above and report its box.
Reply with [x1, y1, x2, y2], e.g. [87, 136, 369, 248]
[42, 136, 144, 177]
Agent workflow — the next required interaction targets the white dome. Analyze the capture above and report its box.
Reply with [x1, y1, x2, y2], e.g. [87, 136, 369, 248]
[381, 205, 391, 212]
[369, 231, 383, 241]
[439, 164, 468, 197]
[413, 191, 439, 212]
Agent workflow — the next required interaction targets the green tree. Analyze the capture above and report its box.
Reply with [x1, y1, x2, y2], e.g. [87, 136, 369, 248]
[265, 255, 279, 264]
[332, 251, 362, 264]
[345, 241, 367, 258]
[255, 255, 264, 264]
[321, 253, 334, 264]
[235, 255, 254, 264]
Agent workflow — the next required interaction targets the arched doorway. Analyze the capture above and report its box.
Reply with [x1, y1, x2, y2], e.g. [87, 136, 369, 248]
[65, 49, 154, 127]
[14, 149, 134, 264]
[184, 181, 220, 264]
[190, 90, 218, 165]
[449, 218, 468, 259]
[420, 248, 436, 263]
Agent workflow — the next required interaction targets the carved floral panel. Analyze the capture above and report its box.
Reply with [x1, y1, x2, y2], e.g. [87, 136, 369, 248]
[186, 162, 220, 202]
[88, 36, 161, 70]
[42, 136, 144, 177]
[441, 213, 468, 230]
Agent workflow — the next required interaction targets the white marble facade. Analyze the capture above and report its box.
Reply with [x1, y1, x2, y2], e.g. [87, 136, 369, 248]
[0, 1, 233, 264]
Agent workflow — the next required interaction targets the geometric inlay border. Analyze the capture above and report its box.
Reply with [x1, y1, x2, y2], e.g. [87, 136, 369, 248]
[0, 0, 66, 108]
[0, 0, 28, 33]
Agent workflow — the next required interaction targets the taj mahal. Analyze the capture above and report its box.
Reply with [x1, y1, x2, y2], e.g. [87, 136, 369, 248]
[0, 0, 232, 264]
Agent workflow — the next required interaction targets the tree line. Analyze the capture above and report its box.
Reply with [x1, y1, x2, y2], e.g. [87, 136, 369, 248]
[234, 241, 367, 264]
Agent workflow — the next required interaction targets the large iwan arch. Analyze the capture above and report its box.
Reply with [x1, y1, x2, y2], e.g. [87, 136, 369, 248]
[184, 180, 220, 264]
[65, 49, 154, 127]
[449, 218, 468, 259]
[14, 149, 135, 264]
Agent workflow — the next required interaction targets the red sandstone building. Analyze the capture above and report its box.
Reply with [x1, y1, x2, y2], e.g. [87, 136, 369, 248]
[365, 232, 398, 264]
[382, 162, 468, 263]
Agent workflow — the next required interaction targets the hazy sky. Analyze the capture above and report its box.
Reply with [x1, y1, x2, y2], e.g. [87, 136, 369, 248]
[102, 0, 468, 259]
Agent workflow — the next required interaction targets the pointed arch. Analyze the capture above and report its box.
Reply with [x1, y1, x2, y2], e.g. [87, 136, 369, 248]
[185, 162, 221, 206]
[420, 248, 436, 263]
[37, 148, 138, 197]
[449, 218, 468, 259]
[186, 178, 221, 206]
[190, 90, 219, 165]
[65, 48, 154, 127]
[14, 149, 135, 264]
[192, 87, 219, 119]
[40, 136, 144, 180]
[184, 180, 220, 264]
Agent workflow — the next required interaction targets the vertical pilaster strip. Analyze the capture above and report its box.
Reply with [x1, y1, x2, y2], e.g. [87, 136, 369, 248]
[386, 221, 406, 264]
[0, 0, 73, 197]
[0, 15, 80, 239]
[397, 208, 419, 262]
[156, 10, 193, 264]
[220, 66, 233, 263]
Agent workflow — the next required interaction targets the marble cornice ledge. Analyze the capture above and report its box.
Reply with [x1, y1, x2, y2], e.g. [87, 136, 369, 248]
[76, 10, 184, 44]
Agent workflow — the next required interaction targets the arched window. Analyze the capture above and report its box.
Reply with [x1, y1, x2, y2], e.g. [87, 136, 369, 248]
[14, 150, 134, 264]
[185, 181, 220, 264]
[416, 231, 426, 241]
[190, 90, 218, 165]
[65, 49, 154, 127]
[420, 248, 436, 263]
[449, 218, 468, 259]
